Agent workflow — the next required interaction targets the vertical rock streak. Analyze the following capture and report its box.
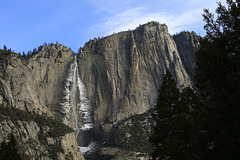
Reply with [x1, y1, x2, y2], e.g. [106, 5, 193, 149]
[61, 55, 93, 139]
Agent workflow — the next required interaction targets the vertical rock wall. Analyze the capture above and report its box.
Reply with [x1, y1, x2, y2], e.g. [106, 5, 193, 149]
[77, 22, 199, 123]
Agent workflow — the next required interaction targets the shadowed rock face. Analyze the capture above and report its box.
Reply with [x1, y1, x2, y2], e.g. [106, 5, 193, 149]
[173, 31, 200, 80]
[77, 22, 199, 124]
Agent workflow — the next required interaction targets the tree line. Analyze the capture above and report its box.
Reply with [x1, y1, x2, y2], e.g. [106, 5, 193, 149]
[1, 41, 65, 60]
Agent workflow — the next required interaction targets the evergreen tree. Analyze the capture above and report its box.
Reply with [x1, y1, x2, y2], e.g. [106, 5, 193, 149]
[150, 70, 198, 160]
[3, 45, 7, 51]
[194, 0, 240, 159]
[32, 48, 37, 55]
[179, 87, 204, 160]
[150, 70, 180, 160]
[22, 51, 26, 58]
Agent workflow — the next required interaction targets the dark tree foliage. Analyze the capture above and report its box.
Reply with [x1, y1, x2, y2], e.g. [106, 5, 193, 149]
[0, 134, 21, 160]
[0, 47, 17, 60]
[150, 70, 198, 160]
[179, 87, 209, 160]
[150, 70, 179, 160]
[3, 45, 7, 51]
[0, 105, 73, 137]
[195, 0, 240, 159]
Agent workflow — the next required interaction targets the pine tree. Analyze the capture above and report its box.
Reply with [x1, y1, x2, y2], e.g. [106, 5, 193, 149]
[149, 69, 204, 160]
[150, 70, 199, 160]
[179, 87, 204, 160]
[3, 45, 7, 51]
[194, 0, 240, 159]
[149, 70, 180, 159]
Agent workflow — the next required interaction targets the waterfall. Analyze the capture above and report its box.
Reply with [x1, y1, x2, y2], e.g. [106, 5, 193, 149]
[61, 55, 94, 152]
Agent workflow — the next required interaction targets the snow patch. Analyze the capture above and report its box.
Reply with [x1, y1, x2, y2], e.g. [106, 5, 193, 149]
[61, 55, 93, 139]
[79, 141, 96, 154]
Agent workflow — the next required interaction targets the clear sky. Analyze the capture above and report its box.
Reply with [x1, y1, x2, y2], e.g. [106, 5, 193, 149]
[0, 0, 226, 53]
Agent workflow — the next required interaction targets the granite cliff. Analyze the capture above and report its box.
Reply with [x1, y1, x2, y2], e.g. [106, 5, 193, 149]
[78, 22, 199, 124]
[173, 31, 199, 79]
[0, 44, 74, 117]
[0, 44, 84, 159]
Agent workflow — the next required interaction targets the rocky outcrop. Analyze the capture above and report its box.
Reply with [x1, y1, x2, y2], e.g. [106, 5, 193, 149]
[78, 21, 199, 123]
[0, 44, 74, 117]
[0, 44, 84, 159]
[0, 54, 51, 116]
[28, 44, 74, 119]
[107, 110, 154, 154]
[84, 110, 154, 159]
[0, 118, 84, 160]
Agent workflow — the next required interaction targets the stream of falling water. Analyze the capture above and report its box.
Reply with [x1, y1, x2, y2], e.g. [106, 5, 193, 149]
[61, 55, 94, 154]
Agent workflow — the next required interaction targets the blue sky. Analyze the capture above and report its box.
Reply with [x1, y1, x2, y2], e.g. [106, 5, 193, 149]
[0, 0, 226, 53]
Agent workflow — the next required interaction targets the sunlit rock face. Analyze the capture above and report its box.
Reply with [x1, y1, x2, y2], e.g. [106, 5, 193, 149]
[77, 21, 199, 124]
[0, 44, 74, 117]
[0, 44, 84, 159]
[28, 44, 75, 118]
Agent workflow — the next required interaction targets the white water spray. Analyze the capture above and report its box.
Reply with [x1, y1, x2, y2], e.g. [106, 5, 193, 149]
[61, 55, 93, 139]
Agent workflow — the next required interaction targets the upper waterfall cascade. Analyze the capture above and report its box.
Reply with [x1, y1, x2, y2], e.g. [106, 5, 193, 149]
[61, 55, 93, 140]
